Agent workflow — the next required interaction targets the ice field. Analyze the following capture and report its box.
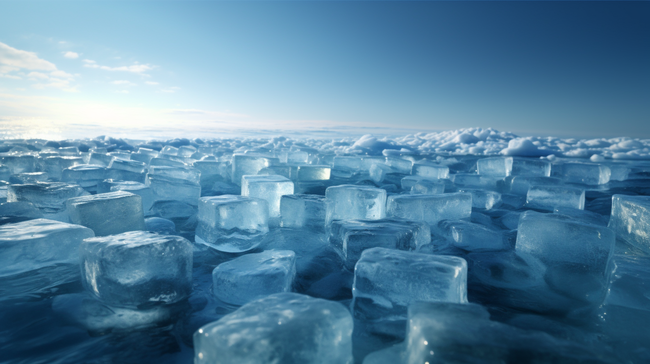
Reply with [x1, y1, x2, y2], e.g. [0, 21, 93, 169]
[0, 127, 650, 363]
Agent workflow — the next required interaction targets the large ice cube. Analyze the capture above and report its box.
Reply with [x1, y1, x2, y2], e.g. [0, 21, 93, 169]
[608, 194, 650, 254]
[386, 192, 472, 228]
[80, 231, 193, 308]
[148, 165, 201, 184]
[212, 250, 296, 305]
[39, 156, 83, 180]
[145, 173, 201, 206]
[7, 182, 88, 221]
[195, 195, 269, 252]
[280, 194, 327, 231]
[477, 156, 513, 177]
[526, 185, 585, 211]
[231, 154, 278, 185]
[241, 175, 294, 220]
[0, 154, 36, 174]
[559, 162, 611, 185]
[61, 165, 106, 193]
[67, 191, 146, 237]
[194, 293, 353, 364]
[411, 162, 449, 179]
[508, 176, 562, 196]
[328, 218, 430, 269]
[517, 211, 615, 271]
[404, 301, 613, 364]
[325, 185, 387, 225]
[352, 247, 467, 333]
[511, 158, 551, 177]
[0, 218, 94, 277]
[109, 182, 154, 213]
[401, 176, 445, 193]
[516, 211, 615, 305]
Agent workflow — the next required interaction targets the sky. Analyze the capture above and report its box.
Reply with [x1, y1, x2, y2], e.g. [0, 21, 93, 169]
[0, 1, 648, 140]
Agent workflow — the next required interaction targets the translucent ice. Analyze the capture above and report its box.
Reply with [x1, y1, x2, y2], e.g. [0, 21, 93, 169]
[212, 250, 296, 305]
[231, 154, 278, 185]
[386, 192, 472, 227]
[439, 220, 508, 252]
[145, 173, 201, 206]
[0, 218, 94, 277]
[411, 162, 449, 179]
[195, 195, 269, 252]
[608, 194, 650, 254]
[325, 185, 387, 225]
[194, 292, 353, 364]
[403, 301, 614, 364]
[477, 156, 513, 177]
[352, 247, 467, 333]
[80, 231, 193, 309]
[558, 162, 611, 185]
[280, 194, 327, 231]
[67, 191, 146, 237]
[7, 182, 88, 221]
[328, 218, 430, 269]
[61, 165, 106, 193]
[526, 185, 585, 211]
[511, 157, 551, 177]
[241, 174, 294, 221]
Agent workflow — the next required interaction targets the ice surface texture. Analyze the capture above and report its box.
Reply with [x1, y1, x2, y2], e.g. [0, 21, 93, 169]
[80, 231, 193, 309]
[67, 191, 146, 236]
[194, 292, 353, 364]
[325, 185, 387, 224]
[212, 250, 296, 305]
[0, 218, 94, 277]
[195, 195, 269, 252]
[280, 194, 327, 230]
[352, 248, 467, 333]
[386, 192, 472, 227]
[608, 194, 650, 254]
[241, 174, 294, 220]
[328, 218, 431, 269]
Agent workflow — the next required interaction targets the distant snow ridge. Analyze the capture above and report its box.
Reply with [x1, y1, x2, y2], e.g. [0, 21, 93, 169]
[340, 128, 650, 160]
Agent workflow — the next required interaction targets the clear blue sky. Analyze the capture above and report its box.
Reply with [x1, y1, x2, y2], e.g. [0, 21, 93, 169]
[0, 1, 648, 139]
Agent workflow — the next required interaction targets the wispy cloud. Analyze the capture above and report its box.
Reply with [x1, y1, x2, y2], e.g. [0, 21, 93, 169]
[0, 42, 57, 71]
[63, 51, 79, 59]
[0, 41, 77, 91]
[83, 59, 154, 74]
[145, 81, 159, 86]
[111, 80, 137, 87]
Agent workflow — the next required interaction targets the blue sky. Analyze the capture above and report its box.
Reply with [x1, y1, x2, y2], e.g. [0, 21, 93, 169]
[0, 1, 648, 140]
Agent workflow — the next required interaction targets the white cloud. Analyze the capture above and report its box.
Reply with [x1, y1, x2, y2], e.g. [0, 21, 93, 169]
[0, 42, 77, 91]
[0, 42, 57, 71]
[83, 59, 154, 74]
[111, 80, 137, 86]
[27, 71, 50, 80]
[50, 70, 74, 79]
[161, 86, 180, 93]
[145, 81, 159, 85]
[63, 51, 79, 59]
[0, 73, 21, 80]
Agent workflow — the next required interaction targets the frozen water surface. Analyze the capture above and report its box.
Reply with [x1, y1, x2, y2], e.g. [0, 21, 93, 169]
[0, 128, 649, 363]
